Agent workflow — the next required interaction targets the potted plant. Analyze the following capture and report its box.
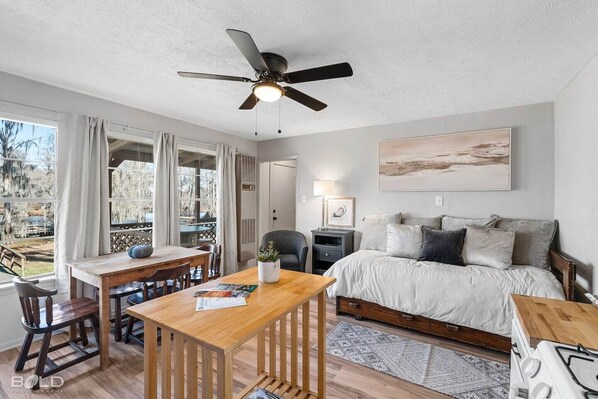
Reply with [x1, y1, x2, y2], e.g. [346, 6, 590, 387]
[257, 241, 280, 283]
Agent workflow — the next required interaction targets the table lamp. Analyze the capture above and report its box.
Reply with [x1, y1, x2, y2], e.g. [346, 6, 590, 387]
[313, 180, 336, 228]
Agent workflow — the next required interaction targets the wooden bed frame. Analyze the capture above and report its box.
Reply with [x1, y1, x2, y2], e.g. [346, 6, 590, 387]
[335, 249, 576, 353]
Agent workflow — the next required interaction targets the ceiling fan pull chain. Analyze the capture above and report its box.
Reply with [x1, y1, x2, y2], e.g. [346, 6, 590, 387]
[255, 103, 258, 136]
[278, 100, 282, 134]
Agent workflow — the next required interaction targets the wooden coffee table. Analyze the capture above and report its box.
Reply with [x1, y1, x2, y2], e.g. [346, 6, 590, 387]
[127, 267, 336, 399]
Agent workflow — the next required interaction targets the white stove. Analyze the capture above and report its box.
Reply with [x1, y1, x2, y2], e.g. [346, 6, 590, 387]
[511, 340, 598, 399]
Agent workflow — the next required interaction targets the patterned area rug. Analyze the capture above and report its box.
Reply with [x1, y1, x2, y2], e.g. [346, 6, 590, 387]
[326, 321, 509, 399]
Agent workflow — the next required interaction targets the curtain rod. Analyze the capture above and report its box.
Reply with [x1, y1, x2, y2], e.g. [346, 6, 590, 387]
[0, 98, 236, 152]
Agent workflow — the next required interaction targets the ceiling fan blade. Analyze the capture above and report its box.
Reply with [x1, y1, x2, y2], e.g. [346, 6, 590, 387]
[284, 87, 327, 111]
[177, 71, 251, 82]
[284, 62, 353, 84]
[239, 93, 259, 110]
[226, 29, 270, 72]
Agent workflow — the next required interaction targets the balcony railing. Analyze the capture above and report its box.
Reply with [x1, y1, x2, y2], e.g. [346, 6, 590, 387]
[110, 221, 217, 253]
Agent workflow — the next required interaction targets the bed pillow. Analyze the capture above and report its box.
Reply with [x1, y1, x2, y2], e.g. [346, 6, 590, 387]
[418, 226, 466, 266]
[493, 215, 557, 269]
[441, 215, 497, 231]
[386, 223, 422, 259]
[401, 216, 442, 229]
[461, 225, 515, 269]
[359, 213, 401, 251]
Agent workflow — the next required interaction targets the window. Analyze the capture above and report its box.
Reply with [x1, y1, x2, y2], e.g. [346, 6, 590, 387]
[0, 118, 56, 283]
[178, 149, 217, 246]
[108, 138, 154, 253]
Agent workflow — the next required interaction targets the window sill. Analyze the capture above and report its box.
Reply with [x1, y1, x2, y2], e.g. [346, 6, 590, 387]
[0, 274, 56, 297]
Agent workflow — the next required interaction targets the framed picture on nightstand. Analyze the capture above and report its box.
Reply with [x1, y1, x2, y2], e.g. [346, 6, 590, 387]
[325, 197, 355, 228]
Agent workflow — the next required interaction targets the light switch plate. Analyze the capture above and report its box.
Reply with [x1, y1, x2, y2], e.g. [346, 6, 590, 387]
[435, 196, 444, 206]
[301, 195, 306, 204]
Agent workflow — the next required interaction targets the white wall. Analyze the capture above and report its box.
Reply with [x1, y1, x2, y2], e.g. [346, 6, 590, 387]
[258, 103, 555, 271]
[0, 71, 257, 350]
[554, 53, 598, 292]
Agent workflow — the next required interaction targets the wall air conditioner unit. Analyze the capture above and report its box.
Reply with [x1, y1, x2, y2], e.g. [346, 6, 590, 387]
[236, 154, 257, 262]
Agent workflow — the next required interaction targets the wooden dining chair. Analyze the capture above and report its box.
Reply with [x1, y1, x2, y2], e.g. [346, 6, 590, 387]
[190, 243, 222, 285]
[124, 263, 191, 345]
[13, 277, 100, 390]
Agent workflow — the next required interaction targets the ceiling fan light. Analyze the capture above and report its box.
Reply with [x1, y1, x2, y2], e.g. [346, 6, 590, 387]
[252, 82, 283, 102]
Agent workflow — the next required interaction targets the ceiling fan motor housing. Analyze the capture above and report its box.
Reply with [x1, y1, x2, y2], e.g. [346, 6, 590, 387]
[260, 52, 288, 80]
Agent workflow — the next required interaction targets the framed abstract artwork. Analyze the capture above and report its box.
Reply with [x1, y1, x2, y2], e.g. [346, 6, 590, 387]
[378, 128, 511, 191]
[325, 197, 355, 228]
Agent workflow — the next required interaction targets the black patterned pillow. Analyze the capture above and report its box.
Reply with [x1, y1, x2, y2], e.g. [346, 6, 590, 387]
[418, 226, 466, 266]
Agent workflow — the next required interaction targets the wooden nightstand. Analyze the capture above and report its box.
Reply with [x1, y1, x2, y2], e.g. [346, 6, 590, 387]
[311, 229, 354, 275]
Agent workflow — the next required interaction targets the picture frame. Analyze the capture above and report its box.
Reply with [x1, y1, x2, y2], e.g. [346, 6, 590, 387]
[325, 197, 355, 228]
[378, 128, 511, 191]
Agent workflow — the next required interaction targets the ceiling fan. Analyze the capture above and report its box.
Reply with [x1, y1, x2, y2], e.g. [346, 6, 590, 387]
[178, 29, 353, 112]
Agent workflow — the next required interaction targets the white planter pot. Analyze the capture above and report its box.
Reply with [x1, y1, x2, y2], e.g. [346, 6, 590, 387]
[258, 260, 280, 283]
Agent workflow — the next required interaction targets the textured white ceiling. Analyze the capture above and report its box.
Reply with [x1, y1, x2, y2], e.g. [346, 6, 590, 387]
[1, 1, 598, 140]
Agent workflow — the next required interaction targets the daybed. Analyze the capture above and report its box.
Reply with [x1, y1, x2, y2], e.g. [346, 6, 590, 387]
[324, 214, 576, 352]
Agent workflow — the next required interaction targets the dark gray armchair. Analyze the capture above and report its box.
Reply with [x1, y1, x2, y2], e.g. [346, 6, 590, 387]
[261, 230, 308, 273]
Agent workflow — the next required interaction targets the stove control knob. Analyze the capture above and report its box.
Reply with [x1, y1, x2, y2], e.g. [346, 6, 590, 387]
[531, 382, 551, 399]
[520, 356, 540, 378]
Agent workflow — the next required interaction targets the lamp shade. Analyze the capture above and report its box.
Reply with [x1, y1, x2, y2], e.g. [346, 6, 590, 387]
[313, 180, 335, 196]
[252, 82, 284, 102]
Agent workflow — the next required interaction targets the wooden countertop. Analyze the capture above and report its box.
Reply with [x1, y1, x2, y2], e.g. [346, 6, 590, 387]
[512, 294, 598, 350]
[127, 267, 336, 355]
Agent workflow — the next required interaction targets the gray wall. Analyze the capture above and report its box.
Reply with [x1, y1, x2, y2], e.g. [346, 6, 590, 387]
[0, 71, 256, 350]
[258, 103, 555, 271]
[555, 52, 598, 292]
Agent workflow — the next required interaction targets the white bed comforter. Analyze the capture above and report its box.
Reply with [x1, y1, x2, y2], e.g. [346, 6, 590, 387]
[324, 250, 565, 337]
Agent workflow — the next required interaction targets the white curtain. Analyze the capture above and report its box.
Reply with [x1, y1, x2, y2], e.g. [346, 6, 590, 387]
[216, 144, 238, 276]
[55, 114, 110, 297]
[153, 132, 180, 246]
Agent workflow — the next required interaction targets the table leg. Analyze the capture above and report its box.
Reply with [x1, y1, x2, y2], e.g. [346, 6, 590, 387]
[69, 268, 77, 340]
[144, 322, 158, 399]
[317, 291, 326, 398]
[99, 278, 110, 369]
[202, 255, 209, 283]
[216, 352, 232, 399]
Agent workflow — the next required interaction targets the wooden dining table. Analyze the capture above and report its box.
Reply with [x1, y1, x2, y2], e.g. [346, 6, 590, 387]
[127, 267, 336, 399]
[66, 245, 210, 369]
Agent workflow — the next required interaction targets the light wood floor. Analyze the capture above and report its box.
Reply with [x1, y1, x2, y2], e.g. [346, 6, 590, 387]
[0, 299, 508, 399]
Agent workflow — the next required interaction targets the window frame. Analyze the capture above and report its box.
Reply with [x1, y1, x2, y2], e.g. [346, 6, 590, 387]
[0, 112, 57, 282]
[107, 129, 155, 249]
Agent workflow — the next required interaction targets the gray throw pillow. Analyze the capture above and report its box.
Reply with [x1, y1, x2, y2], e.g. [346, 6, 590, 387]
[461, 225, 515, 269]
[401, 216, 442, 229]
[386, 223, 422, 259]
[493, 215, 557, 269]
[359, 213, 401, 251]
[418, 226, 466, 266]
[441, 215, 497, 231]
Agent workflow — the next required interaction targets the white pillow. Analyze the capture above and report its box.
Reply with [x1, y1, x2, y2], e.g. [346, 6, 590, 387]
[386, 223, 422, 259]
[461, 225, 515, 269]
[359, 213, 401, 251]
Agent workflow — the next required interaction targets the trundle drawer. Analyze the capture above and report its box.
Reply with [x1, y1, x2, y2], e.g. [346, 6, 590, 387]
[429, 320, 483, 345]
[337, 297, 430, 331]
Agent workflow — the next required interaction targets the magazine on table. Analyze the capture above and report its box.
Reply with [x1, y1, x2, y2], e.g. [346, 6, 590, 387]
[194, 283, 257, 311]
[194, 284, 258, 298]
[195, 296, 247, 311]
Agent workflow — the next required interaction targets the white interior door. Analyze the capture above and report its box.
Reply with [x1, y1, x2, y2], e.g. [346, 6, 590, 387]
[269, 161, 296, 231]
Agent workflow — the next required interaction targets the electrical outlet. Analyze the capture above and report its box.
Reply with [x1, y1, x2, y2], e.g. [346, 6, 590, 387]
[301, 195, 306, 204]
[435, 196, 444, 206]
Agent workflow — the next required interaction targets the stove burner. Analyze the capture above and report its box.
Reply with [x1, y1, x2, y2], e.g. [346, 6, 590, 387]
[556, 344, 598, 397]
